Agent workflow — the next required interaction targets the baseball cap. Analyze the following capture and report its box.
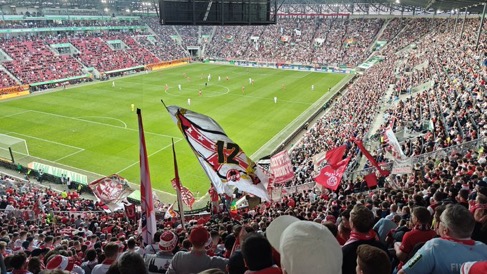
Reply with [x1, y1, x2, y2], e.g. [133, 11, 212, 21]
[159, 231, 178, 252]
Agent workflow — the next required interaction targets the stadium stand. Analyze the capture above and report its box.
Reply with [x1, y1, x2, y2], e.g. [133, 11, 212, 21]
[0, 5, 486, 273]
[0, 37, 85, 84]
[68, 34, 139, 73]
[0, 70, 18, 89]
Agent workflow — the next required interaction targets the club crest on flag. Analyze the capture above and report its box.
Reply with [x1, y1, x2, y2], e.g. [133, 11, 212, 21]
[166, 105, 270, 201]
[88, 174, 134, 207]
[314, 157, 350, 191]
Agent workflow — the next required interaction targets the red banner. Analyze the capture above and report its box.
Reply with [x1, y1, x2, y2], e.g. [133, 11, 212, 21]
[364, 173, 378, 188]
[352, 139, 390, 177]
[270, 150, 294, 184]
[314, 157, 350, 191]
[124, 203, 136, 221]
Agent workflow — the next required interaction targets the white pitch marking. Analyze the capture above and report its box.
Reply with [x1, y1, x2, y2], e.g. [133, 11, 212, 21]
[8, 132, 85, 151]
[0, 110, 32, 119]
[78, 116, 128, 129]
[29, 109, 181, 140]
[54, 149, 85, 162]
[115, 139, 181, 174]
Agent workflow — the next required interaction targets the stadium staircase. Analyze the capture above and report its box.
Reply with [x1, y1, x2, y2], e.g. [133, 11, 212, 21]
[0, 65, 21, 85]
[145, 23, 159, 37]
[172, 26, 189, 54]
[367, 18, 391, 52]
[201, 26, 217, 56]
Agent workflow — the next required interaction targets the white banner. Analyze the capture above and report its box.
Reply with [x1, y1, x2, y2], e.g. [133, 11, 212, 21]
[270, 150, 294, 184]
[391, 158, 413, 174]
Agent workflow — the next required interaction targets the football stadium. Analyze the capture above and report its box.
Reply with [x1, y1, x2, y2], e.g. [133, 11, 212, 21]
[0, 0, 486, 273]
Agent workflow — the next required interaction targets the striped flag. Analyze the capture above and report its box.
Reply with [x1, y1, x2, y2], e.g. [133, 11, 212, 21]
[171, 139, 186, 227]
[165, 105, 270, 201]
[137, 109, 157, 245]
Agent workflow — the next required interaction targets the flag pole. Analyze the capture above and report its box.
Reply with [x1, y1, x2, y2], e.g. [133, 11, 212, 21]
[172, 138, 186, 230]
[137, 108, 157, 245]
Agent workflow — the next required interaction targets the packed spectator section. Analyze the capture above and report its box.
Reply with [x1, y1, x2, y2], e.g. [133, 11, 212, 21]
[0, 70, 18, 89]
[0, 37, 85, 84]
[0, 13, 487, 274]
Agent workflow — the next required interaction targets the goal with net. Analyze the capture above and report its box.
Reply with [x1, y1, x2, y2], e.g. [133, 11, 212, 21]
[0, 133, 30, 162]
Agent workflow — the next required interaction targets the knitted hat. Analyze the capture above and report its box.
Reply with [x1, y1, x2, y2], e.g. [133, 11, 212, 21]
[46, 255, 75, 271]
[159, 231, 178, 252]
[189, 226, 209, 247]
[267, 216, 343, 274]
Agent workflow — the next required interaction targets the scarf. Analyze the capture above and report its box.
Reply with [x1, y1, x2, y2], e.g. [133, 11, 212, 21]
[441, 236, 475, 246]
[469, 203, 487, 214]
[344, 230, 377, 246]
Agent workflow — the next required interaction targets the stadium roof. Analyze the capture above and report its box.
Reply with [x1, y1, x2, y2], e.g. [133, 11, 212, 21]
[1, 0, 486, 14]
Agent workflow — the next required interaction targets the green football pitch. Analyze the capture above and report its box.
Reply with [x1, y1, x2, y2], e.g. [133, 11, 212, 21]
[0, 63, 347, 199]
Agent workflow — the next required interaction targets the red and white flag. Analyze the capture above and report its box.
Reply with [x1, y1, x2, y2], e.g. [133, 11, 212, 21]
[171, 140, 187, 226]
[383, 128, 406, 160]
[88, 174, 134, 209]
[170, 179, 195, 210]
[314, 157, 350, 191]
[166, 106, 270, 201]
[137, 109, 157, 245]
[313, 145, 347, 171]
[269, 150, 294, 184]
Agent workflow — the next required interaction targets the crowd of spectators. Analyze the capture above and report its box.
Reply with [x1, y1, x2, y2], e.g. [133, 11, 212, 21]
[0, 14, 486, 274]
[1, 134, 487, 274]
[289, 57, 396, 186]
[0, 37, 85, 84]
[312, 18, 383, 67]
[378, 18, 486, 157]
[0, 70, 18, 89]
[205, 17, 383, 67]
[142, 19, 190, 60]
[0, 19, 142, 30]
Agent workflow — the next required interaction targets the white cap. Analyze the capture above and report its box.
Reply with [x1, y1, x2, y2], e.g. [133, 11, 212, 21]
[266, 216, 343, 274]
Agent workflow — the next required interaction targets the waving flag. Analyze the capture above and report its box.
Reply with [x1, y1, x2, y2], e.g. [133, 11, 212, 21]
[352, 138, 390, 177]
[171, 139, 186, 226]
[164, 203, 179, 219]
[137, 109, 157, 245]
[313, 145, 347, 171]
[364, 173, 378, 188]
[383, 128, 406, 160]
[170, 177, 195, 210]
[89, 174, 134, 210]
[165, 105, 270, 201]
[314, 157, 350, 191]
